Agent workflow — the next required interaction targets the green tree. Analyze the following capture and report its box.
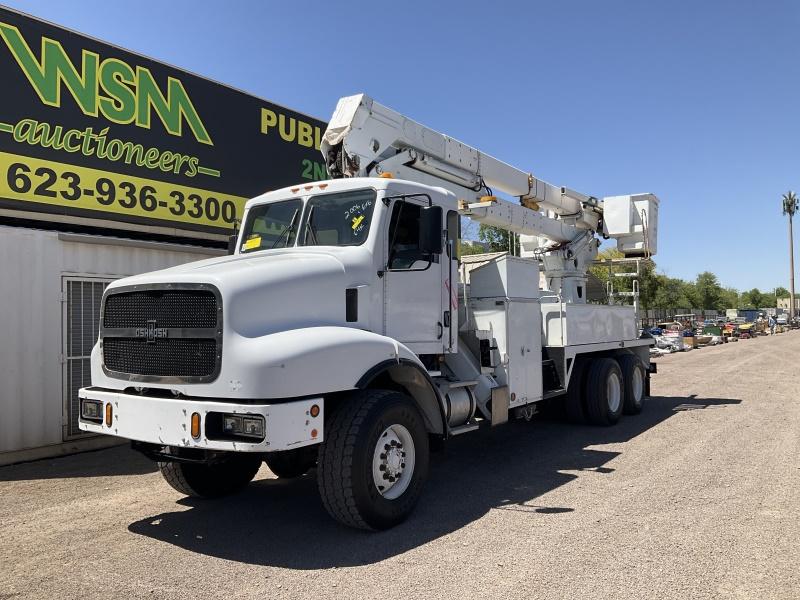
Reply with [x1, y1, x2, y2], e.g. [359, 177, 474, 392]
[460, 242, 488, 256]
[720, 287, 739, 309]
[637, 260, 660, 311]
[678, 279, 699, 308]
[478, 224, 519, 254]
[740, 288, 768, 309]
[694, 271, 723, 311]
[653, 276, 694, 309]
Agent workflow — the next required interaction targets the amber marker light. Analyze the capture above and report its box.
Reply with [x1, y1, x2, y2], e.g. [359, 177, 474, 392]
[105, 403, 113, 427]
[191, 413, 201, 439]
[311, 429, 318, 439]
[309, 404, 320, 418]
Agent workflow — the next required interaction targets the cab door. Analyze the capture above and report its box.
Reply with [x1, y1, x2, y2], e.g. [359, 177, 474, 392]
[383, 195, 445, 355]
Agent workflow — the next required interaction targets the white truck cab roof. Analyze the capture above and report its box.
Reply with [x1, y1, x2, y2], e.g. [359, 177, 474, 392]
[243, 177, 459, 212]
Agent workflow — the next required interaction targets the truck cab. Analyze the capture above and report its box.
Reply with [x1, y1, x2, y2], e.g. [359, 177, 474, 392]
[79, 177, 467, 528]
[233, 177, 461, 356]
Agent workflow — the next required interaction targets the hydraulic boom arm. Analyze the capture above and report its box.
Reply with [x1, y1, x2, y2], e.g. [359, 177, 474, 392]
[321, 94, 658, 302]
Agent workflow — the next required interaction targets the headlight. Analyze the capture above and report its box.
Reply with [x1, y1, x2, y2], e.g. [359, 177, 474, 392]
[81, 399, 103, 421]
[222, 414, 265, 439]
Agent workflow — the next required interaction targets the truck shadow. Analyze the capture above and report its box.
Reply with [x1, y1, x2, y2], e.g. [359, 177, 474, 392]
[127, 394, 740, 569]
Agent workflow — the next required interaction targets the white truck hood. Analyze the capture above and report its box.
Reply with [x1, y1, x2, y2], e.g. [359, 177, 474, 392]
[108, 250, 349, 337]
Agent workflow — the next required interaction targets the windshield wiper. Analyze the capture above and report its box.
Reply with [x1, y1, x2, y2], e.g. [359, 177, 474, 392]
[304, 206, 320, 245]
[269, 209, 300, 249]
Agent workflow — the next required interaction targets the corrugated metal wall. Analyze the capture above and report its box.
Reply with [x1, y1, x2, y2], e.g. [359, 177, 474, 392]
[0, 225, 222, 458]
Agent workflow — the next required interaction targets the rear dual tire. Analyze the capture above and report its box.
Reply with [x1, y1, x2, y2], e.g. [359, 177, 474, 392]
[618, 354, 646, 415]
[568, 355, 647, 426]
[585, 358, 624, 426]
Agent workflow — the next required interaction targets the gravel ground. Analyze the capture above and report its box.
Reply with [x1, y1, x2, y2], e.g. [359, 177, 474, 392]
[1, 332, 799, 600]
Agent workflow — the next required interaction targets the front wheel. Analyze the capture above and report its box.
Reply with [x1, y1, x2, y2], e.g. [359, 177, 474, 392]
[317, 389, 430, 530]
[158, 453, 262, 498]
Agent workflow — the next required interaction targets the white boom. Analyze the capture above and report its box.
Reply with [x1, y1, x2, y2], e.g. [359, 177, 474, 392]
[322, 93, 659, 302]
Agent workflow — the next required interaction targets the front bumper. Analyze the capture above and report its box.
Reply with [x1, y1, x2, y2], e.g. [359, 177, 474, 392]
[77, 387, 323, 452]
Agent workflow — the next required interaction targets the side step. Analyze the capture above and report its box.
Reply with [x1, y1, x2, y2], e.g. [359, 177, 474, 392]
[436, 379, 478, 391]
[449, 420, 480, 436]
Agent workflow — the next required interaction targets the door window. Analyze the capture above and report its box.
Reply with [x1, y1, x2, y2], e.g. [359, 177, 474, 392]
[387, 200, 431, 270]
[447, 210, 460, 261]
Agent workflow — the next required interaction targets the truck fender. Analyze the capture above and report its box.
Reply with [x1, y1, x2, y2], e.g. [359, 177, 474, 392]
[356, 356, 446, 436]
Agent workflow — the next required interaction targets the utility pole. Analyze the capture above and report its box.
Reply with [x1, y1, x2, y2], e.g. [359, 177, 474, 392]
[783, 191, 798, 319]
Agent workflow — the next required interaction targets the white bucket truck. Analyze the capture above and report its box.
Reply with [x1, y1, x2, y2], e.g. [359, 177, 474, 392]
[80, 94, 659, 529]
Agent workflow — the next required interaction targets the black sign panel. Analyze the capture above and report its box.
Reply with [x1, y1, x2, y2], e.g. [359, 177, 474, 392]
[0, 7, 327, 236]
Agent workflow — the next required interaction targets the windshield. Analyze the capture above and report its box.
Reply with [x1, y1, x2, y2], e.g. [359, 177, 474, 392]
[300, 189, 376, 247]
[239, 199, 303, 253]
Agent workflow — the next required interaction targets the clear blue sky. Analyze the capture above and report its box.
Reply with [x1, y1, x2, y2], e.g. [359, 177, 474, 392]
[5, 0, 800, 292]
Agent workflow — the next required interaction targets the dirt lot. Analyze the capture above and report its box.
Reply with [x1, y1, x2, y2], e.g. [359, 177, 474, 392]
[1, 333, 799, 600]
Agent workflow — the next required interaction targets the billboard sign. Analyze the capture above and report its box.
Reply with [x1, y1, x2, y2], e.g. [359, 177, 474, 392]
[0, 7, 327, 237]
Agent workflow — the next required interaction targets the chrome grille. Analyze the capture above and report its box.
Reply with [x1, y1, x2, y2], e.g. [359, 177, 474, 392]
[103, 338, 217, 377]
[100, 284, 222, 383]
[103, 290, 217, 328]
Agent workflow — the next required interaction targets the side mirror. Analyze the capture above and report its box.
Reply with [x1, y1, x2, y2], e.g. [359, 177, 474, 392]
[419, 205, 443, 254]
[227, 234, 238, 255]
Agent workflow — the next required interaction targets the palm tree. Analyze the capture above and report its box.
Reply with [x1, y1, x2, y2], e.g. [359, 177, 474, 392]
[782, 191, 798, 319]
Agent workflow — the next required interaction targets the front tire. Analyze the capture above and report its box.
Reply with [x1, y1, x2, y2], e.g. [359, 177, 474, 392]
[158, 453, 262, 498]
[585, 358, 624, 426]
[317, 389, 430, 530]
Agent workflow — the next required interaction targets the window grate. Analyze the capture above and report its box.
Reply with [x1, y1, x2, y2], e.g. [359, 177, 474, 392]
[64, 278, 111, 439]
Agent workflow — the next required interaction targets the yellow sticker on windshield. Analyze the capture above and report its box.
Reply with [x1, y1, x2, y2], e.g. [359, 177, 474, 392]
[243, 235, 261, 250]
[351, 215, 365, 230]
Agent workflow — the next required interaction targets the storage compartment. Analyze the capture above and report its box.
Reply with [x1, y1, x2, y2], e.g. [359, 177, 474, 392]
[541, 303, 637, 347]
[469, 255, 540, 299]
[471, 298, 543, 407]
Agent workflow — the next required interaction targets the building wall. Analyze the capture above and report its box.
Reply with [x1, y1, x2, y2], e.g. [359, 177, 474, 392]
[0, 225, 223, 463]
